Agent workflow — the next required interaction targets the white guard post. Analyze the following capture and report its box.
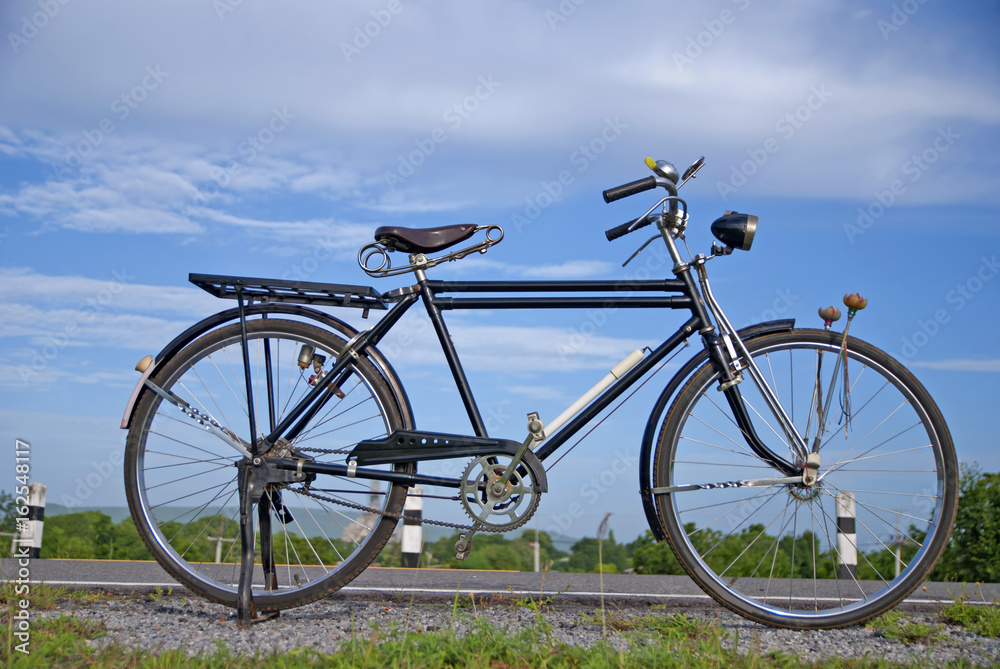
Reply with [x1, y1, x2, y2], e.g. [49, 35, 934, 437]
[401, 486, 423, 568]
[19, 482, 47, 559]
[835, 491, 857, 579]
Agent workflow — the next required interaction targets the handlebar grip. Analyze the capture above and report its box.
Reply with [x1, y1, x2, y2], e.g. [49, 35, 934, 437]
[605, 216, 650, 241]
[602, 176, 657, 203]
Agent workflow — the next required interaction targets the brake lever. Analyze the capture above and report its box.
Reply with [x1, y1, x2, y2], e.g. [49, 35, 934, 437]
[622, 234, 662, 268]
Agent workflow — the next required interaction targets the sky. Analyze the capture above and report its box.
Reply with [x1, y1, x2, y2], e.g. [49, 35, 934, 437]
[0, 0, 998, 544]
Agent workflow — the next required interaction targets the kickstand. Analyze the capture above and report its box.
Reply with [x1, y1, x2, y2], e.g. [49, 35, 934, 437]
[236, 460, 256, 629]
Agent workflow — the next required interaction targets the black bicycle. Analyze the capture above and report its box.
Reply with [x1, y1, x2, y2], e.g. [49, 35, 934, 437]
[121, 156, 957, 630]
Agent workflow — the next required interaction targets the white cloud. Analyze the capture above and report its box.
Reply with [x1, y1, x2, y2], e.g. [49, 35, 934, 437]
[0, 4, 994, 208]
[379, 312, 653, 373]
[521, 260, 617, 279]
[0, 268, 219, 315]
[429, 257, 618, 280]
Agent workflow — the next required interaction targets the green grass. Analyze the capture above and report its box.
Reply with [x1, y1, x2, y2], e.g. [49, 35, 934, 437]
[0, 581, 116, 613]
[4, 584, 998, 668]
[940, 590, 1000, 637]
[864, 610, 944, 645]
[6, 610, 987, 669]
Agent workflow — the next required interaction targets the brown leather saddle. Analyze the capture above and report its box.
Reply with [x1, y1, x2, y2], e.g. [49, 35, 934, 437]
[373, 224, 478, 253]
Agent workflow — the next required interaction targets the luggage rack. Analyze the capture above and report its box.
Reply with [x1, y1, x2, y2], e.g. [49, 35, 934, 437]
[189, 273, 388, 316]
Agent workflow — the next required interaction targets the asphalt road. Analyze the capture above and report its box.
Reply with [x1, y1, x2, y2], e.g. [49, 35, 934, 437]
[4, 558, 996, 610]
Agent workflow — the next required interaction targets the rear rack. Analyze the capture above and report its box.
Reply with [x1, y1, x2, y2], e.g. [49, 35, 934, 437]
[189, 273, 387, 316]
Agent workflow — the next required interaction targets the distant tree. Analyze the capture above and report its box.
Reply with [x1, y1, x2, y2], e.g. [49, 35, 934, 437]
[0, 490, 18, 534]
[630, 530, 686, 575]
[631, 524, 836, 579]
[931, 464, 1000, 583]
[420, 529, 569, 571]
[567, 530, 628, 573]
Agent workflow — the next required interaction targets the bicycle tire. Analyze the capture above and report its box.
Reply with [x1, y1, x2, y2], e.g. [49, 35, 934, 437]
[652, 329, 957, 629]
[125, 318, 412, 611]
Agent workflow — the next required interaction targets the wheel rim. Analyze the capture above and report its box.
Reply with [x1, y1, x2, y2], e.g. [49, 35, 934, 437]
[129, 321, 404, 607]
[656, 333, 953, 625]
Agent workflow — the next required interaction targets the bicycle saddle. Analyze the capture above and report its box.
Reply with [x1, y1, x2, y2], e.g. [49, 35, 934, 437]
[374, 224, 478, 253]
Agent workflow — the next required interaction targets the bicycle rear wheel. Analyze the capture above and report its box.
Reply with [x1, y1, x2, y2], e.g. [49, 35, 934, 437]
[652, 329, 957, 629]
[125, 318, 411, 611]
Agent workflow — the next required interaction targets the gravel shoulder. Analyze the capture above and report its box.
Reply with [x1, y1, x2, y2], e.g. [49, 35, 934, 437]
[39, 590, 1000, 666]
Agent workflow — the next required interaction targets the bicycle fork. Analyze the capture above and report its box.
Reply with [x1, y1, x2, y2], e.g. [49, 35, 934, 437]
[694, 259, 814, 479]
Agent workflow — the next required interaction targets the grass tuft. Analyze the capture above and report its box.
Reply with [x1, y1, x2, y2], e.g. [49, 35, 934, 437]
[865, 610, 944, 645]
[940, 590, 1000, 637]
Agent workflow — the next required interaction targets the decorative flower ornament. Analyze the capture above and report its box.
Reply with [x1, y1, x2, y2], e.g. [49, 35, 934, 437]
[843, 293, 868, 314]
[818, 306, 841, 330]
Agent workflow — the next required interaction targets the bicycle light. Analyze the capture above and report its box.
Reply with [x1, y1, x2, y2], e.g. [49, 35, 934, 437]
[710, 211, 757, 251]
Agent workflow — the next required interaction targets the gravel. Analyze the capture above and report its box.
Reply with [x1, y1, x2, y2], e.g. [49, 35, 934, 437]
[41, 590, 1000, 666]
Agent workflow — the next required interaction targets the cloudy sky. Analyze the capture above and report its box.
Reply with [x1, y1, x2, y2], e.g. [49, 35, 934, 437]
[1, 1, 998, 542]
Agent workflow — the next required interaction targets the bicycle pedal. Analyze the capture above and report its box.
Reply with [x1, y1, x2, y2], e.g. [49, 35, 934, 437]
[454, 534, 473, 560]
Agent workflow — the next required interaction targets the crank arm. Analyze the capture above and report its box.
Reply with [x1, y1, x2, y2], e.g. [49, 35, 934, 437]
[651, 476, 801, 495]
[143, 379, 253, 459]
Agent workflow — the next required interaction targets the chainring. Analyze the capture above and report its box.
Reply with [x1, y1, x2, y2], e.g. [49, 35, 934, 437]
[459, 454, 541, 532]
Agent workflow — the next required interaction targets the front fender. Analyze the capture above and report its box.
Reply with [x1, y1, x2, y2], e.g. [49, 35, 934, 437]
[638, 318, 795, 541]
[121, 304, 413, 431]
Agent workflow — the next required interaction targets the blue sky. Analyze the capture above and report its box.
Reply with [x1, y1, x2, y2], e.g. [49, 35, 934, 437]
[1, 1, 998, 543]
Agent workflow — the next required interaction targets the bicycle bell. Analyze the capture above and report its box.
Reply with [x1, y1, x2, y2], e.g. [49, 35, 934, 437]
[644, 157, 679, 184]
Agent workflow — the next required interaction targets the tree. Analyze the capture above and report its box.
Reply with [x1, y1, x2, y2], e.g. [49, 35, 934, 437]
[630, 530, 686, 575]
[567, 530, 628, 573]
[0, 490, 18, 534]
[931, 464, 1000, 583]
[420, 529, 569, 571]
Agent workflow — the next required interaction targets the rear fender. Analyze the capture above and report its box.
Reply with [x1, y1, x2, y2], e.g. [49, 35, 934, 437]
[121, 304, 413, 431]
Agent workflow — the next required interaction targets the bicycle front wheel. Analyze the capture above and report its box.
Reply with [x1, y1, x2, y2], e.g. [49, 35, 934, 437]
[652, 329, 957, 629]
[125, 318, 411, 611]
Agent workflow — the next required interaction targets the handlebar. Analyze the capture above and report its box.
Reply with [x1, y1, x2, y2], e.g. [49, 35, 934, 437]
[602, 176, 657, 203]
[603, 156, 701, 241]
[605, 215, 652, 241]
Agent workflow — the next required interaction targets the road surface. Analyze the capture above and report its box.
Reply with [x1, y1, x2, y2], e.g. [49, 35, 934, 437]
[4, 558, 995, 610]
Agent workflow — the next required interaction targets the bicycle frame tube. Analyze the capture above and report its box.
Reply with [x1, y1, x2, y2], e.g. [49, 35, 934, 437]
[256, 263, 800, 481]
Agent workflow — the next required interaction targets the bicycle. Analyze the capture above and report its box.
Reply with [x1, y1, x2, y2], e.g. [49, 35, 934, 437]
[121, 155, 957, 630]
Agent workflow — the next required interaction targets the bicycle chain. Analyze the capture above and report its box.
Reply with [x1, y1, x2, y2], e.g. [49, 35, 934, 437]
[294, 446, 474, 531]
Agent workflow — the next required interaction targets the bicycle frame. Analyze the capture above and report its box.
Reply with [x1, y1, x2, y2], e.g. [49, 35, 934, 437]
[216, 256, 806, 492]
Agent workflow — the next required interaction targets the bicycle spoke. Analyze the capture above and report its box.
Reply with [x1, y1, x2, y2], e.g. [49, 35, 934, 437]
[654, 330, 956, 628]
